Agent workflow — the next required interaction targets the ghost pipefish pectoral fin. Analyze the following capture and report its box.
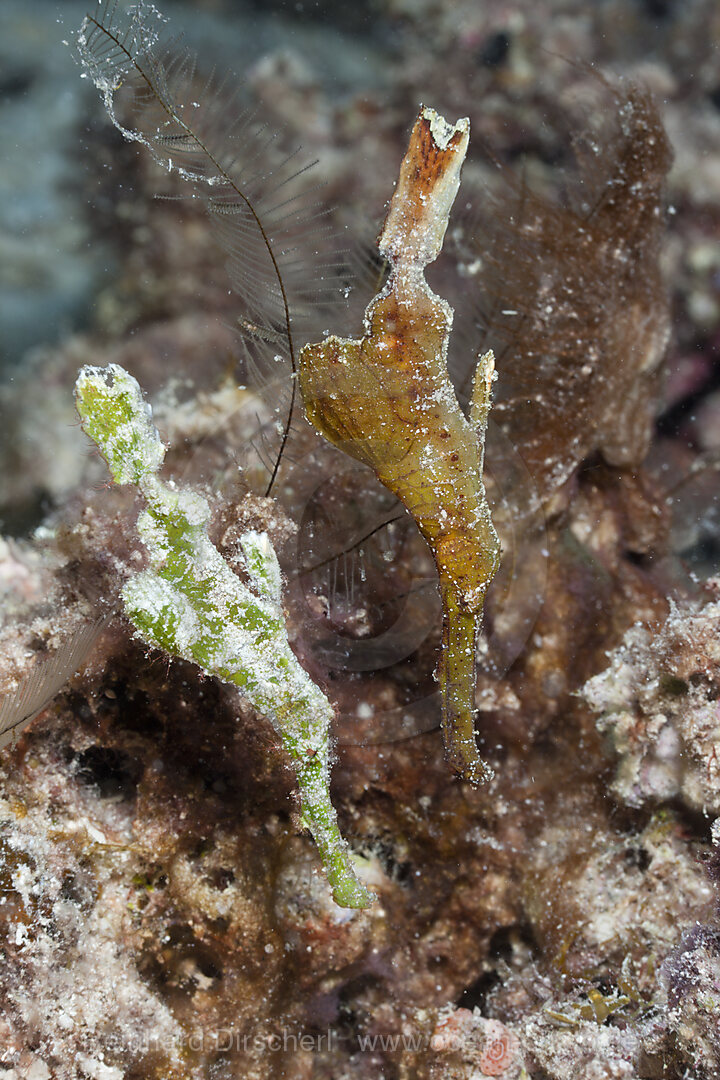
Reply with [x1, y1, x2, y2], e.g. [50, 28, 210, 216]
[297, 107, 501, 785]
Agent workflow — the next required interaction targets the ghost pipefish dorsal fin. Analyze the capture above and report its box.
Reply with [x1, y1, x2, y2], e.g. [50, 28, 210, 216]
[297, 107, 501, 785]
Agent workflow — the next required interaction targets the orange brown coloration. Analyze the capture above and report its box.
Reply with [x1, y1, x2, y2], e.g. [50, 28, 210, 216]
[298, 107, 500, 785]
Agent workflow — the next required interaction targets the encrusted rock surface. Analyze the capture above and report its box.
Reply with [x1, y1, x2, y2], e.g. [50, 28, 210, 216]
[585, 583, 720, 815]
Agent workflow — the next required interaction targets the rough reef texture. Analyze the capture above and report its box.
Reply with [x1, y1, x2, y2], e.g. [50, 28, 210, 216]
[2, 0, 720, 1077]
[585, 582, 720, 816]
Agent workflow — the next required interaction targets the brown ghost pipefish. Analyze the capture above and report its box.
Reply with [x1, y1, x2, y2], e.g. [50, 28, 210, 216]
[298, 107, 501, 785]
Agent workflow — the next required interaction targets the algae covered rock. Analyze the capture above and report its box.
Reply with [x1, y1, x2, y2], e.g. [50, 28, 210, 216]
[584, 581, 720, 815]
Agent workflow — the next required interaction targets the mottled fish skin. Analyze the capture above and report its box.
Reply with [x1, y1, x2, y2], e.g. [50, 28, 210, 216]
[298, 107, 500, 786]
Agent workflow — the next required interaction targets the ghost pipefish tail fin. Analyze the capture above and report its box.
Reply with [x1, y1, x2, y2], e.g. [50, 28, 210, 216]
[297, 107, 501, 786]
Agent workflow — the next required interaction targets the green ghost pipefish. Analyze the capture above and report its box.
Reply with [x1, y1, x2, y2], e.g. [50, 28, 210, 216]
[75, 363, 373, 908]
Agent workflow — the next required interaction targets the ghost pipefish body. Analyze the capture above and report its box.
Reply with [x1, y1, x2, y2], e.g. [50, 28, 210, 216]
[297, 107, 501, 785]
